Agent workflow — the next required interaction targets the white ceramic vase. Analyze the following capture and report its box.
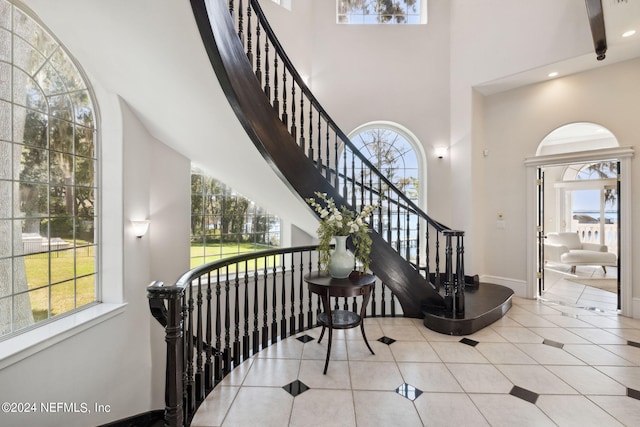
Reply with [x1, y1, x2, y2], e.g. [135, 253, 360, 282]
[329, 235, 355, 278]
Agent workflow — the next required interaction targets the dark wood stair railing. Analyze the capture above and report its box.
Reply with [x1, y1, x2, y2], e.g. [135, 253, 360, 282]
[148, 2, 514, 426]
[189, 0, 512, 328]
[189, 0, 467, 317]
[148, 246, 405, 426]
[147, 245, 510, 426]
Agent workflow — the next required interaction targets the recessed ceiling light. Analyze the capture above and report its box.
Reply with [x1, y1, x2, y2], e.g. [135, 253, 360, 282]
[622, 30, 636, 38]
[548, 72, 559, 78]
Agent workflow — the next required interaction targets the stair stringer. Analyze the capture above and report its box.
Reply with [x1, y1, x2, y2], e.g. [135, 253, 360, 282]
[190, 0, 445, 317]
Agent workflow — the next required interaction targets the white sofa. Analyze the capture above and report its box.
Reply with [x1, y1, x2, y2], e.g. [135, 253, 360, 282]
[544, 232, 617, 274]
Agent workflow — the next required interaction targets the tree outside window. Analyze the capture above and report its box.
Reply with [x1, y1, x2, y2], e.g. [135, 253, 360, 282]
[337, 0, 424, 24]
[190, 169, 281, 269]
[0, 0, 98, 338]
[346, 126, 422, 262]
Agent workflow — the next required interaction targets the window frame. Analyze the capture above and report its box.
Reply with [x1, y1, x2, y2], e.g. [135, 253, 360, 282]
[346, 121, 427, 264]
[0, 0, 101, 342]
[190, 168, 282, 269]
[336, 0, 427, 25]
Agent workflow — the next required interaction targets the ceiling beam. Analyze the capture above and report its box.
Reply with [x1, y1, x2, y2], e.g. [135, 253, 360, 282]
[585, 0, 607, 60]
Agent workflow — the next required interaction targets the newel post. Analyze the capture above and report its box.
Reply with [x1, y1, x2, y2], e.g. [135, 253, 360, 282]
[148, 281, 186, 427]
[442, 230, 465, 316]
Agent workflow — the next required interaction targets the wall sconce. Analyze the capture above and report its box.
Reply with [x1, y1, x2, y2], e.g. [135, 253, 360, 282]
[131, 220, 150, 238]
[434, 146, 448, 159]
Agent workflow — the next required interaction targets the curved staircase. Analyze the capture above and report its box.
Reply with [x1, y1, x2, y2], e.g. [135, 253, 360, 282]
[190, 0, 513, 334]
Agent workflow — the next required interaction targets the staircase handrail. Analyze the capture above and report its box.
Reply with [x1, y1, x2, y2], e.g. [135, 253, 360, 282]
[148, 244, 402, 426]
[247, 0, 447, 233]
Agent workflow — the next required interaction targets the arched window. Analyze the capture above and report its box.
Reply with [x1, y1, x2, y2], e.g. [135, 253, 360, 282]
[346, 123, 425, 262]
[349, 124, 423, 206]
[0, 1, 98, 337]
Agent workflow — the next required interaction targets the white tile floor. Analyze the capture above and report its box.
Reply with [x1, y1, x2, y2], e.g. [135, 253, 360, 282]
[542, 264, 619, 312]
[191, 292, 640, 427]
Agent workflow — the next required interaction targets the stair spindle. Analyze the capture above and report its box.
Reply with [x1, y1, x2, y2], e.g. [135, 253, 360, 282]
[243, 262, 250, 360]
[270, 257, 278, 345]
[280, 261, 287, 339]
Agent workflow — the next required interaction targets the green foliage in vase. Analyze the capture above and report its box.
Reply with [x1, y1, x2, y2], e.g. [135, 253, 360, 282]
[306, 192, 377, 273]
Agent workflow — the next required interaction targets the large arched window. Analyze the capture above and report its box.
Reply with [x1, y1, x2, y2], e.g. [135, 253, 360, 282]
[0, 1, 98, 338]
[346, 122, 425, 262]
[349, 123, 423, 206]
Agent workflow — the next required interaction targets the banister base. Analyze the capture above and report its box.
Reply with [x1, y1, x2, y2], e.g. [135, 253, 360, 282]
[422, 283, 514, 335]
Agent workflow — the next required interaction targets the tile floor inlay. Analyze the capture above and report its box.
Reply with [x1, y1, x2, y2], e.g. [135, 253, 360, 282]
[378, 336, 396, 345]
[283, 380, 309, 397]
[296, 334, 315, 343]
[395, 383, 423, 401]
[510, 385, 539, 404]
[460, 337, 479, 347]
[543, 338, 564, 349]
[628, 388, 640, 401]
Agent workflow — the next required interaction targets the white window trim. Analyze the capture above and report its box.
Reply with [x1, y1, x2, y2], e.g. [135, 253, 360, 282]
[348, 121, 427, 211]
[2, 0, 103, 340]
[0, 303, 126, 369]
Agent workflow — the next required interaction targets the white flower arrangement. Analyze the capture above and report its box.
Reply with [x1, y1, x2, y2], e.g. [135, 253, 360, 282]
[306, 192, 377, 273]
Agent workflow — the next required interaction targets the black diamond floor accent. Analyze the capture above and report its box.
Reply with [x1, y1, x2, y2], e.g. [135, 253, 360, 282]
[628, 340, 640, 349]
[543, 339, 564, 349]
[378, 336, 396, 345]
[396, 383, 423, 401]
[628, 388, 640, 400]
[283, 380, 309, 397]
[510, 385, 539, 404]
[460, 338, 479, 347]
[297, 334, 315, 343]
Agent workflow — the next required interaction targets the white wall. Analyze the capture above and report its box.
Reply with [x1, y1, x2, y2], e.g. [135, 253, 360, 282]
[481, 58, 640, 308]
[148, 126, 191, 406]
[295, 1, 452, 224]
[449, 0, 594, 272]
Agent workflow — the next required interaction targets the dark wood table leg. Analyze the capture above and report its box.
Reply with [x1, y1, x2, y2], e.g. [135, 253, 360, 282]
[320, 291, 332, 375]
[359, 286, 375, 355]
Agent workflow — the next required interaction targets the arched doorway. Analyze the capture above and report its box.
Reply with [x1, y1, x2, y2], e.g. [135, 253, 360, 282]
[525, 123, 633, 315]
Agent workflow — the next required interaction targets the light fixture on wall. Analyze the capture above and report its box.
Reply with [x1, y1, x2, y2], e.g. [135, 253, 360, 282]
[434, 146, 448, 159]
[131, 220, 151, 238]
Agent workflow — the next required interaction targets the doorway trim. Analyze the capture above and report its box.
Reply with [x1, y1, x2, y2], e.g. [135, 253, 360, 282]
[524, 146, 634, 316]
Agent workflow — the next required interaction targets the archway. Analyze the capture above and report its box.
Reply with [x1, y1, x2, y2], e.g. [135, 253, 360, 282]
[525, 123, 633, 315]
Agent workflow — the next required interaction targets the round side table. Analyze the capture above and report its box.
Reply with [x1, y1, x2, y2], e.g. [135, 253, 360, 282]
[304, 271, 376, 374]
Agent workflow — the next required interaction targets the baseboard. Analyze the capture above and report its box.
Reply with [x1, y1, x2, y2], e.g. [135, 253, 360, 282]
[632, 297, 640, 319]
[97, 409, 164, 427]
[479, 275, 528, 298]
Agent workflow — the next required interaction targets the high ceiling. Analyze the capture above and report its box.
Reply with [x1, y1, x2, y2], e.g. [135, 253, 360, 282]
[18, 0, 640, 231]
[477, 0, 640, 94]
